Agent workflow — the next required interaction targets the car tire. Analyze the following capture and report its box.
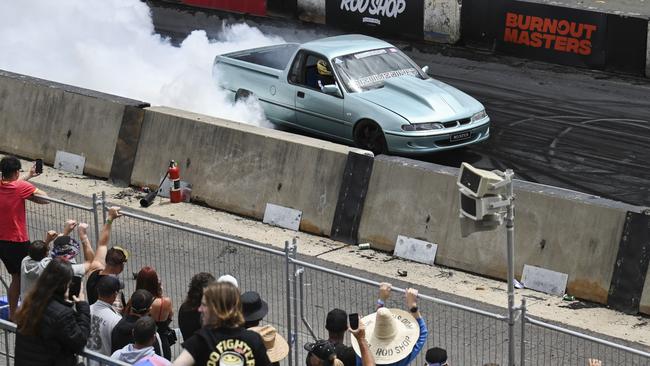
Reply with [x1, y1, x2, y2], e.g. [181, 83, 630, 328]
[354, 120, 388, 156]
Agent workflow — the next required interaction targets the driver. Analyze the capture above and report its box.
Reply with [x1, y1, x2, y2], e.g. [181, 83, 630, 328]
[316, 59, 335, 90]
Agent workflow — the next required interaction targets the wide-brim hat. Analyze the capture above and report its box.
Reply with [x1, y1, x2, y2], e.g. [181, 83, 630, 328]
[350, 308, 420, 365]
[251, 325, 289, 363]
[242, 291, 268, 322]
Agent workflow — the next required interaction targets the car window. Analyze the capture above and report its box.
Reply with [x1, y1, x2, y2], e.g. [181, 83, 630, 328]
[288, 51, 304, 84]
[301, 54, 336, 91]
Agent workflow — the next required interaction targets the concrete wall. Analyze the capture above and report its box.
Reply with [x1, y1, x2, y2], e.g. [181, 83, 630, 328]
[640, 266, 650, 314]
[646, 21, 650, 77]
[297, 0, 325, 24]
[0, 70, 143, 177]
[131, 106, 368, 236]
[424, 0, 462, 43]
[358, 156, 636, 304]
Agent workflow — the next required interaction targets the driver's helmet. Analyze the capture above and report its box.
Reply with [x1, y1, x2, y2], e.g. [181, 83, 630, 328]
[316, 59, 332, 76]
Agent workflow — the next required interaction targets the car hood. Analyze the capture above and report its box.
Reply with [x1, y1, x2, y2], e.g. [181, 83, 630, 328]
[356, 76, 483, 123]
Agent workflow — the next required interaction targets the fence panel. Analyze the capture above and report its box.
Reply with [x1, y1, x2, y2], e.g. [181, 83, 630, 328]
[105, 208, 290, 358]
[523, 317, 650, 365]
[291, 260, 511, 366]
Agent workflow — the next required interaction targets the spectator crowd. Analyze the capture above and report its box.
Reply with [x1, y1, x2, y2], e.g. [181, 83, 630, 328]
[1, 155, 602, 366]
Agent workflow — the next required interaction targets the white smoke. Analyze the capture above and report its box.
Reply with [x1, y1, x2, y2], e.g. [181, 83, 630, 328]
[0, 0, 284, 127]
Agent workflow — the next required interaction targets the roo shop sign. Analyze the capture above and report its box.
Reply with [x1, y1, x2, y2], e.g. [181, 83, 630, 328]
[504, 12, 598, 55]
[327, 0, 424, 39]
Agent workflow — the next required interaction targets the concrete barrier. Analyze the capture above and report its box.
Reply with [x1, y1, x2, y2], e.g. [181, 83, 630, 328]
[641, 267, 650, 314]
[0, 70, 147, 178]
[424, 0, 462, 43]
[646, 21, 650, 77]
[358, 156, 642, 305]
[130, 106, 369, 236]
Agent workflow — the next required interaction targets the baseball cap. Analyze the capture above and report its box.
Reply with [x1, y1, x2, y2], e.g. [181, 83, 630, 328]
[304, 340, 336, 366]
[131, 289, 154, 314]
[96, 275, 124, 297]
[425, 347, 448, 366]
[325, 309, 348, 333]
[217, 274, 238, 288]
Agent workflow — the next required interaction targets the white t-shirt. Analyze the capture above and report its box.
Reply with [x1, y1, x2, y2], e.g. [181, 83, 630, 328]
[88, 300, 122, 357]
[20, 256, 84, 299]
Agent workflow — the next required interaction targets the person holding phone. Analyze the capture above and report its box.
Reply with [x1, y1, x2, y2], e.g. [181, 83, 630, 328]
[306, 309, 357, 366]
[0, 156, 48, 320]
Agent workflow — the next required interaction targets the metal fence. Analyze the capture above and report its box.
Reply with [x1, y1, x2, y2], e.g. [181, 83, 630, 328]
[0, 192, 647, 365]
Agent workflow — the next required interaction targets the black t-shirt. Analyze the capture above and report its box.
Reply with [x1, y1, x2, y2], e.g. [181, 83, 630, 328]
[182, 326, 271, 366]
[334, 343, 356, 366]
[178, 302, 201, 341]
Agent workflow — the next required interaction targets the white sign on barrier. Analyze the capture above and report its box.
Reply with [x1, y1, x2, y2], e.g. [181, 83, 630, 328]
[54, 150, 85, 175]
[263, 203, 302, 231]
[394, 235, 438, 265]
[521, 264, 568, 296]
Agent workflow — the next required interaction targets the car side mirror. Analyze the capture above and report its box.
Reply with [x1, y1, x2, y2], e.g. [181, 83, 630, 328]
[321, 84, 342, 97]
[422, 65, 429, 74]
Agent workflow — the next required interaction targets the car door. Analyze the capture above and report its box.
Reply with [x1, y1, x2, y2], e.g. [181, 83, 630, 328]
[289, 52, 349, 140]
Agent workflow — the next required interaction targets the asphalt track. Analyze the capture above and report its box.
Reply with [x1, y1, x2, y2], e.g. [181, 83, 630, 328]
[146, 1, 650, 207]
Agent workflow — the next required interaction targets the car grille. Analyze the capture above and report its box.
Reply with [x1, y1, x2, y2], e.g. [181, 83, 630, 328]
[442, 118, 471, 128]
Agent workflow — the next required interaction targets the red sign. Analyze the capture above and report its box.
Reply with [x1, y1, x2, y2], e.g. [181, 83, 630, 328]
[183, 0, 267, 16]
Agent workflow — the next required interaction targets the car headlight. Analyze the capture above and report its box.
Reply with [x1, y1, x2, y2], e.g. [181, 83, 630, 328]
[401, 122, 445, 131]
[471, 110, 487, 123]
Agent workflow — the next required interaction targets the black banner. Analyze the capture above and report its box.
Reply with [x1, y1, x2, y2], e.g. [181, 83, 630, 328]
[326, 0, 424, 40]
[461, 0, 648, 75]
[495, 1, 607, 69]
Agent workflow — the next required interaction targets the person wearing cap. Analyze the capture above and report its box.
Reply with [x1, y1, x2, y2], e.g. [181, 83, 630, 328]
[173, 282, 270, 366]
[305, 320, 374, 366]
[0, 156, 48, 320]
[307, 309, 356, 366]
[242, 291, 268, 328]
[111, 316, 172, 366]
[217, 274, 238, 288]
[178, 272, 215, 340]
[251, 325, 289, 366]
[87, 275, 124, 359]
[86, 206, 127, 307]
[425, 347, 448, 366]
[350, 284, 428, 366]
[112, 289, 164, 357]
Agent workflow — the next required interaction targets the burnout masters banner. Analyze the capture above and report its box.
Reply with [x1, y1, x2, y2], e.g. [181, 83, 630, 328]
[183, 0, 266, 16]
[495, 0, 606, 68]
[326, 0, 424, 40]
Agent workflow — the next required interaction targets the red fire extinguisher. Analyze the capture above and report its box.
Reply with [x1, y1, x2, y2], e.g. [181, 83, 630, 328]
[168, 160, 181, 203]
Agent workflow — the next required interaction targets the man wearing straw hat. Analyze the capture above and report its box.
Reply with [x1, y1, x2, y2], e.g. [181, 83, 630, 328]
[350, 283, 428, 366]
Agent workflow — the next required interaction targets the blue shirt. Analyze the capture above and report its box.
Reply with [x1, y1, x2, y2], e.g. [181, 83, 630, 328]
[356, 317, 428, 366]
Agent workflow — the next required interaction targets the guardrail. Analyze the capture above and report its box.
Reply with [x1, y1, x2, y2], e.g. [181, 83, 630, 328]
[0, 192, 646, 365]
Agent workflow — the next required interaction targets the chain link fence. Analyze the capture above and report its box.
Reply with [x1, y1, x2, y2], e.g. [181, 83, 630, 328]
[0, 192, 647, 365]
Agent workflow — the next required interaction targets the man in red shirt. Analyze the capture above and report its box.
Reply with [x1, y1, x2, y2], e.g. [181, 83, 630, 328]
[0, 156, 48, 319]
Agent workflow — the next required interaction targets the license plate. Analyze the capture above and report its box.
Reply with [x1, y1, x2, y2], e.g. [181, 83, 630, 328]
[450, 131, 471, 142]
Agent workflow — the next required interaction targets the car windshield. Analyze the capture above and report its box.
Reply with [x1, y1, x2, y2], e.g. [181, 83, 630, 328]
[332, 47, 427, 93]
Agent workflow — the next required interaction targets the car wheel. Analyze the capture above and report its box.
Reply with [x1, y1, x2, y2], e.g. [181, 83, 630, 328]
[354, 121, 388, 155]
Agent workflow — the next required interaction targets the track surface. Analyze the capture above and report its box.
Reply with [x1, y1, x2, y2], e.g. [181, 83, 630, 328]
[147, 1, 650, 207]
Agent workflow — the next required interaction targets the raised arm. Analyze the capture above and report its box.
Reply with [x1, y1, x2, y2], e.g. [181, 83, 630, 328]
[77, 223, 96, 273]
[44, 230, 58, 248]
[90, 207, 122, 270]
[350, 315, 375, 366]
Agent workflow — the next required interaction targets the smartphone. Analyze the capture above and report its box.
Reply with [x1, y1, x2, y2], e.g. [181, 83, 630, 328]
[349, 313, 359, 330]
[35, 159, 43, 174]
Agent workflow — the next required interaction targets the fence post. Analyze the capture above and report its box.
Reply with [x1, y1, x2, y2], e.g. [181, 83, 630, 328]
[91, 193, 100, 245]
[291, 238, 300, 366]
[101, 191, 107, 223]
[4, 329, 9, 366]
[520, 298, 526, 366]
[285, 239, 296, 366]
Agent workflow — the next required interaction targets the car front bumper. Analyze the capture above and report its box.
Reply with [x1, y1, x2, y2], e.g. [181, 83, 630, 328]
[384, 119, 491, 154]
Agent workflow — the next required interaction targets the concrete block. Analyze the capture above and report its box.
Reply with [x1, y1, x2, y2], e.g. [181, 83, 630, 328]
[0, 70, 145, 177]
[640, 266, 650, 315]
[54, 151, 85, 175]
[359, 156, 637, 305]
[424, 0, 462, 43]
[131, 106, 367, 236]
